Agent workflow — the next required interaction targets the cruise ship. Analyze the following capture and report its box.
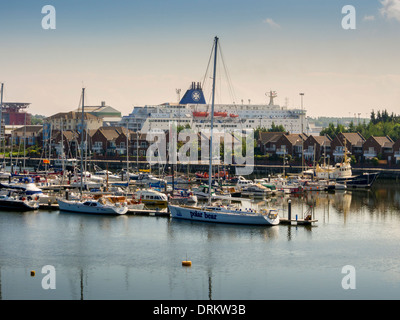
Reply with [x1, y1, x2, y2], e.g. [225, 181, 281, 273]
[119, 82, 307, 133]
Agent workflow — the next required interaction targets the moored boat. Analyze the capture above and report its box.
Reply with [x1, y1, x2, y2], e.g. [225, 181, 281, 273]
[57, 198, 128, 215]
[0, 191, 39, 211]
[169, 204, 279, 225]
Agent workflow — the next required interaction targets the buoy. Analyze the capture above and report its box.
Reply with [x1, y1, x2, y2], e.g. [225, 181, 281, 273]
[30, 270, 35, 277]
[182, 260, 192, 267]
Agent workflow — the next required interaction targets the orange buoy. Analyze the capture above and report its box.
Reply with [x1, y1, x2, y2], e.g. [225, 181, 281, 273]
[182, 260, 192, 267]
[30, 270, 35, 277]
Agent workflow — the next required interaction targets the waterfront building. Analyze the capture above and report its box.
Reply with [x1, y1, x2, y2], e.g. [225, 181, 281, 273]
[1, 102, 31, 125]
[362, 135, 394, 162]
[11, 125, 43, 146]
[45, 111, 103, 131]
[274, 133, 308, 159]
[303, 135, 332, 161]
[75, 101, 122, 126]
[392, 139, 400, 165]
[330, 132, 365, 162]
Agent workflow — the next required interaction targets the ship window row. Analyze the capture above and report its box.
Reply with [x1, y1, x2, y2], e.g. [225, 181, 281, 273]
[149, 119, 190, 123]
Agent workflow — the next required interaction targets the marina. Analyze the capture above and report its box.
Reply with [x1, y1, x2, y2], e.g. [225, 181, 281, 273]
[0, 178, 399, 300]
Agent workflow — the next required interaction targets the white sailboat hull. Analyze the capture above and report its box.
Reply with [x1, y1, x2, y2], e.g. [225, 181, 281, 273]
[169, 205, 279, 225]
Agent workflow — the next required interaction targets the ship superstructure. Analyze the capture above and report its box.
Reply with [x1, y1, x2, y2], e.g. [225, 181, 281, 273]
[119, 82, 307, 133]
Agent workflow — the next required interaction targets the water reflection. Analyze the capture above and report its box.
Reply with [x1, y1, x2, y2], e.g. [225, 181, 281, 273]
[1, 180, 400, 299]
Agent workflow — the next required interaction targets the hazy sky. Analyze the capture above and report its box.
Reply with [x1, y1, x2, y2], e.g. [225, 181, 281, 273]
[1, 0, 400, 118]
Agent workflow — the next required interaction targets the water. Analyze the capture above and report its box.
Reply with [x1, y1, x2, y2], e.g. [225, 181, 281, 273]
[1, 179, 400, 300]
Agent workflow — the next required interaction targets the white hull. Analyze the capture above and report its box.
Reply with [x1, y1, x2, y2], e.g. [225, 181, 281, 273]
[57, 199, 128, 215]
[169, 205, 279, 225]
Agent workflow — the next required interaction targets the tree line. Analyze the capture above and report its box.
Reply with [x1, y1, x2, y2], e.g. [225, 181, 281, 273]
[319, 109, 400, 141]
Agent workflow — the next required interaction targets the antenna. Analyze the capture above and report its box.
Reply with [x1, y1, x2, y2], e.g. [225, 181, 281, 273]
[176, 89, 181, 103]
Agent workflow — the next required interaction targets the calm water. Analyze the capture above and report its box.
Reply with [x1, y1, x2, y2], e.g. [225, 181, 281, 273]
[1, 179, 400, 300]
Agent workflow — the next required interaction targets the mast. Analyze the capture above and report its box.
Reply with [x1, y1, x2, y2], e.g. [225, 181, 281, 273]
[80, 88, 85, 198]
[0, 83, 4, 170]
[208, 36, 218, 205]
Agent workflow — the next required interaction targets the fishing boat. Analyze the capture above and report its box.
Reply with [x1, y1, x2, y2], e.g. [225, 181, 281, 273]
[305, 147, 379, 189]
[0, 191, 39, 211]
[168, 37, 280, 226]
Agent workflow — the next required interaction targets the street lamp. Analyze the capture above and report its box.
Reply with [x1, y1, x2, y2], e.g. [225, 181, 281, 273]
[299, 93, 304, 134]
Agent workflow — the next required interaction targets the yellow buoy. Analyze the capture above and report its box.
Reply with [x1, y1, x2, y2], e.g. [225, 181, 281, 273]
[30, 270, 35, 277]
[182, 260, 192, 267]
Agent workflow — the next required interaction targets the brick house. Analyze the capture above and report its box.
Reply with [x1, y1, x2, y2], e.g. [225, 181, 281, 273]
[275, 133, 308, 158]
[257, 132, 286, 155]
[363, 135, 394, 161]
[91, 126, 128, 156]
[115, 131, 149, 158]
[303, 135, 332, 161]
[52, 130, 79, 158]
[392, 139, 400, 165]
[330, 132, 365, 162]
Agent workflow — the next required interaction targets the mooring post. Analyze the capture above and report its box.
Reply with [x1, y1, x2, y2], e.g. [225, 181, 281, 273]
[288, 200, 291, 220]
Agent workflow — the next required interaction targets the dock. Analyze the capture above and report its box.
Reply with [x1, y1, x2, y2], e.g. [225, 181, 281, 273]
[38, 203, 170, 217]
[279, 218, 318, 226]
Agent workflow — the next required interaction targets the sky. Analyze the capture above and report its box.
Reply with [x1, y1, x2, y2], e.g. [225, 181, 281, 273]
[1, 0, 400, 119]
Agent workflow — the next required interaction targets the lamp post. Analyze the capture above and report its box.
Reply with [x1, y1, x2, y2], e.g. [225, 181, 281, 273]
[299, 93, 305, 175]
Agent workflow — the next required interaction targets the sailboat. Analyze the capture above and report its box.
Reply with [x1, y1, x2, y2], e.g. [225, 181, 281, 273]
[57, 88, 128, 215]
[168, 37, 279, 226]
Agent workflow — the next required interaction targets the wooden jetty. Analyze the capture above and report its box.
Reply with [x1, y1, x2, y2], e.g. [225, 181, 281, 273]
[280, 200, 318, 226]
[279, 217, 318, 226]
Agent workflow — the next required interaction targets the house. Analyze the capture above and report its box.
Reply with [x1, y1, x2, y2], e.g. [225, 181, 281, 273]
[257, 132, 286, 155]
[45, 111, 103, 132]
[11, 125, 43, 146]
[275, 133, 308, 158]
[91, 126, 128, 156]
[330, 132, 365, 162]
[392, 139, 400, 165]
[363, 136, 394, 161]
[115, 131, 149, 158]
[52, 130, 79, 158]
[75, 101, 122, 126]
[303, 135, 332, 161]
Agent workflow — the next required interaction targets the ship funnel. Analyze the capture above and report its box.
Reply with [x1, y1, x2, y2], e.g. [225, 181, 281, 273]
[179, 81, 206, 105]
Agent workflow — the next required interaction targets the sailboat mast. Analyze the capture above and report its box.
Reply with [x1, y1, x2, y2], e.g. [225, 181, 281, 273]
[0, 83, 4, 170]
[80, 88, 85, 197]
[208, 36, 218, 204]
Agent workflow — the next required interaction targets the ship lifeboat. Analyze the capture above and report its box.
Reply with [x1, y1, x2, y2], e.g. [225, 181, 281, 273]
[214, 111, 227, 117]
[193, 111, 209, 117]
[229, 113, 239, 118]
